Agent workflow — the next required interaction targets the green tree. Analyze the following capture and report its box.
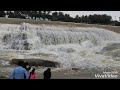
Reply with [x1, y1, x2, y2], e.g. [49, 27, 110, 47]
[51, 12, 58, 21]
[57, 12, 65, 21]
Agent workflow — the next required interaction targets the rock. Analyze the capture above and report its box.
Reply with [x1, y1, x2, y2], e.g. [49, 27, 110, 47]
[112, 50, 120, 57]
[102, 43, 120, 52]
[10, 59, 60, 68]
[72, 68, 80, 71]
[67, 48, 75, 53]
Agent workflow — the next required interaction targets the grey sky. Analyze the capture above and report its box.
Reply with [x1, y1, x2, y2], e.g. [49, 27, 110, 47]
[60, 11, 120, 21]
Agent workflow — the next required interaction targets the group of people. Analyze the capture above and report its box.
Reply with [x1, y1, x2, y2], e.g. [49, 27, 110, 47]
[9, 61, 51, 79]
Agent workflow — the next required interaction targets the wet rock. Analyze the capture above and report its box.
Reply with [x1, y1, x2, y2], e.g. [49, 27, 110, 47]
[67, 48, 75, 53]
[102, 43, 120, 52]
[112, 50, 120, 57]
[2, 34, 11, 44]
[22, 34, 27, 40]
[23, 40, 30, 50]
[113, 58, 120, 61]
[11, 59, 60, 68]
[72, 68, 80, 71]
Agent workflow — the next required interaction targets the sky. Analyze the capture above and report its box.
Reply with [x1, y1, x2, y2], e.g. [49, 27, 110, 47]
[59, 11, 120, 21]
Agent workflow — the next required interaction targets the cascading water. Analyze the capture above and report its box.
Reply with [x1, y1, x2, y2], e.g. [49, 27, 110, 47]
[0, 22, 120, 69]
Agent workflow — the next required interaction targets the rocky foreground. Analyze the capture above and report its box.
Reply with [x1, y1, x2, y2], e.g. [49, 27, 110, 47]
[0, 65, 120, 79]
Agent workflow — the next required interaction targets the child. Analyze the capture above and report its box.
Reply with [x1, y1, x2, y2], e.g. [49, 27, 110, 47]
[30, 68, 36, 79]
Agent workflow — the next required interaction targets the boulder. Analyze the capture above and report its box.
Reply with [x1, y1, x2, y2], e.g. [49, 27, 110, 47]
[11, 59, 60, 68]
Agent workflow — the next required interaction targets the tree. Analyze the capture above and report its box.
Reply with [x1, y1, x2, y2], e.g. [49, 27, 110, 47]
[74, 15, 82, 23]
[64, 14, 72, 22]
[57, 12, 65, 21]
[29, 11, 37, 19]
[88, 14, 112, 25]
[42, 11, 52, 20]
[7, 11, 14, 18]
[0, 11, 5, 17]
[51, 12, 58, 21]
[3, 11, 115, 26]
[14, 11, 21, 18]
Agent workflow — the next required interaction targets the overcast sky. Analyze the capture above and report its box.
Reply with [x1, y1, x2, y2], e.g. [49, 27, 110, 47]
[59, 11, 120, 21]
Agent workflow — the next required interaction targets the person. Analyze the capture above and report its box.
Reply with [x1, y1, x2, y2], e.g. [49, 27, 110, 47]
[43, 68, 51, 79]
[30, 68, 36, 79]
[23, 62, 28, 79]
[23, 62, 32, 79]
[23, 62, 30, 71]
[9, 61, 29, 79]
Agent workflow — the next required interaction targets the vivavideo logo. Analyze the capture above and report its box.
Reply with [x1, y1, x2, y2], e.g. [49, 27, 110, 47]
[95, 71, 118, 79]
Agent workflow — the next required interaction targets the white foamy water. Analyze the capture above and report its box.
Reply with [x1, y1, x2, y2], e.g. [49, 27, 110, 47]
[0, 23, 120, 69]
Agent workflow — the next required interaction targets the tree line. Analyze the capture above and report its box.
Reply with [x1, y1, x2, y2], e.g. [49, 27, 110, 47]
[0, 11, 120, 26]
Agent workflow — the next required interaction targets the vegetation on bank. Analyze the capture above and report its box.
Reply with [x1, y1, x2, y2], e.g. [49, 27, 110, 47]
[0, 17, 120, 33]
[0, 11, 120, 26]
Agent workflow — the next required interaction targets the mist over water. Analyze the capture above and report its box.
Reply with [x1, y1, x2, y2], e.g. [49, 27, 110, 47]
[0, 23, 120, 69]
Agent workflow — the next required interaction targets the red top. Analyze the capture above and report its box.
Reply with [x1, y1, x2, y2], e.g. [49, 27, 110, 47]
[30, 73, 36, 79]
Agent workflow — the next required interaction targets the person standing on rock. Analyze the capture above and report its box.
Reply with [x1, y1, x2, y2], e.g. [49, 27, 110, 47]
[43, 68, 51, 79]
[9, 61, 29, 79]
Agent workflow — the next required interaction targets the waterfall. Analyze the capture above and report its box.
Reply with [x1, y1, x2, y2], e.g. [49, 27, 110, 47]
[0, 23, 120, 50]
[0, 23, 120, 69]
